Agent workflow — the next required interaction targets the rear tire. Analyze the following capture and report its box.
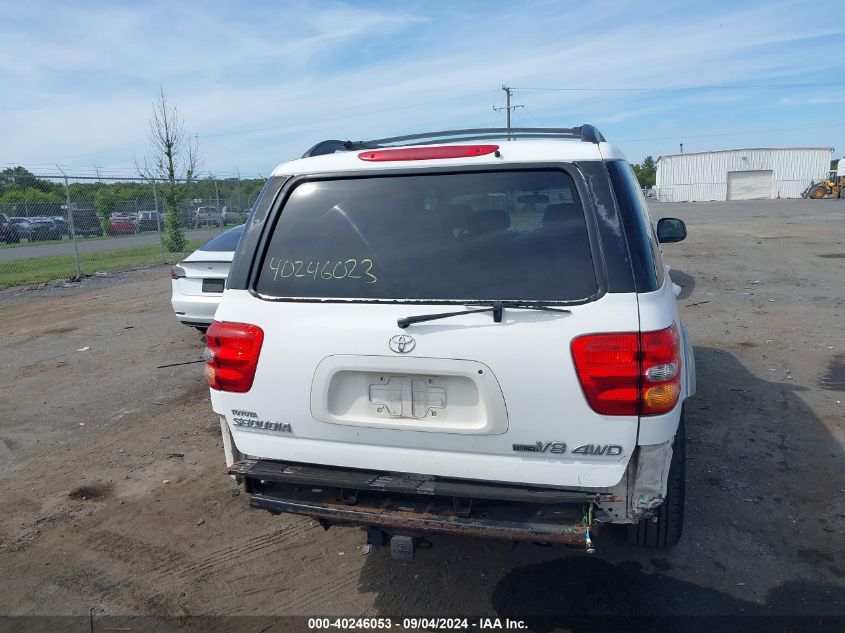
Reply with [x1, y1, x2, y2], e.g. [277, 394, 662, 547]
[627, 412, 686, 548]
[810, 186, 826, 199]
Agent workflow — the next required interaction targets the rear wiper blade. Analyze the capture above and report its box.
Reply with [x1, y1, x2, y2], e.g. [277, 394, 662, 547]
[397, 301, 571, 329]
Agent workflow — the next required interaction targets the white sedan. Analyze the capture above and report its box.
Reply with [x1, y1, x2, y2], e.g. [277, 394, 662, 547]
[170, 224, 244, 330]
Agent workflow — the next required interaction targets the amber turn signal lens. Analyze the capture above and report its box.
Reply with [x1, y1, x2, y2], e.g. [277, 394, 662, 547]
[642, 383, 680, 413]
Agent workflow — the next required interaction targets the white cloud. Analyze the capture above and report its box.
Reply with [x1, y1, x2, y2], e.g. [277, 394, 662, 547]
[1, 0, 843, 173]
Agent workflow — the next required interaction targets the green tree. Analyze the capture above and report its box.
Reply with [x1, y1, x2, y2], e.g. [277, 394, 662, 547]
[632, 155, 656, 189]
[139, 89, 199, 251]
[0, 186, 63, 204]
[0, 166, 59, 195]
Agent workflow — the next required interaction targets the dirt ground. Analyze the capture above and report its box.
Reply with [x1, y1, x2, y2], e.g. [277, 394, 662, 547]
[0, 199, 843, 630]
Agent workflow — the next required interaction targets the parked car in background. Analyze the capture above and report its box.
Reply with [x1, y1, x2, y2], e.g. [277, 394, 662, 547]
[194, 206, 221, 227]
[137, 210, 162, 231]
[29, 217, 62, 241]
[220, 206, 243, 225]
[1, 213, 22, 244]
[70, 207, 104, 237]
[109, 213, 139, 235]
[9, 218, 32, 241]
[51, 217, 70, 236]
[170, 224, 244, 330]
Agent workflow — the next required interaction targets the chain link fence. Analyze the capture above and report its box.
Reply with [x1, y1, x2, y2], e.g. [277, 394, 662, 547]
[0, 173, 263, 291]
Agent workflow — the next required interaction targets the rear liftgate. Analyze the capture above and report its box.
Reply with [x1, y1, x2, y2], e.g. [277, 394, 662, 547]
[229, 459, 611, 560]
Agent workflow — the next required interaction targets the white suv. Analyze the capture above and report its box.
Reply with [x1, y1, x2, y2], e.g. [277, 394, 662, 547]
[205, 126, 695, 558]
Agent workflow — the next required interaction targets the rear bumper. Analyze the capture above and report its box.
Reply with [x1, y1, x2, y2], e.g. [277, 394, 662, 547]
[229, 459, 609, 545]
[171, 286, 221, 325]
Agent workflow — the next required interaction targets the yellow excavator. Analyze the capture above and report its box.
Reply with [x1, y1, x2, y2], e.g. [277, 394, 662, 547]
[803, 163, 843, 199]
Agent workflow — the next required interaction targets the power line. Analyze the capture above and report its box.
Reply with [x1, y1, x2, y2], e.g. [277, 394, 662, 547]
[520, 104, 549, 128]
[514, 80, 845, 93]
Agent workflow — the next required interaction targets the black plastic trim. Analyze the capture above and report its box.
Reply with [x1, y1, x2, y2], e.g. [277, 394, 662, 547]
[227, 176, 288, 291]
[574, 161, 637, 293]
[302, 139, 350, 158]
[605, 160, 661, 293]
[579, 124, 606, 144]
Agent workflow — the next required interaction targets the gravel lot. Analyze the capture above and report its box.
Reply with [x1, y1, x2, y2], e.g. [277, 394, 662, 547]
[0, 199, 843, 630]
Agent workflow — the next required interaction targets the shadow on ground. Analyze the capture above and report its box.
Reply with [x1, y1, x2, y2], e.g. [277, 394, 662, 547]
[356, 347, 845, 626]
[668, 268, 695, 299]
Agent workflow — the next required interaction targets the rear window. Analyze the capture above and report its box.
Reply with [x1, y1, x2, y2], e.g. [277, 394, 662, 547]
[255, 170, 597, 302]
[200, 225, 244, 252]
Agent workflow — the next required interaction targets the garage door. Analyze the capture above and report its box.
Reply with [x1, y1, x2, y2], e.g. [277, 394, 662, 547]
[727, 170, 773, 200]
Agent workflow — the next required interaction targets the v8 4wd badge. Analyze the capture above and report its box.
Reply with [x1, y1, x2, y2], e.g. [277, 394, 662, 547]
[512, 442, 623, 456]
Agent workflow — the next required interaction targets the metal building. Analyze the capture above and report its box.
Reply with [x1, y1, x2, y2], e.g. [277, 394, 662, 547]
[655, 147, 832, 202]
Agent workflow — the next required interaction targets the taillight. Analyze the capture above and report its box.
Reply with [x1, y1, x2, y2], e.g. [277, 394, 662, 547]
[203, 321, 264, 393]
[358, 145, 499, 162]
[571, 324, 681, 416]
[571, 332, 640, 415]
[171, 264, 186, 280]
[640, 324, 681, 415]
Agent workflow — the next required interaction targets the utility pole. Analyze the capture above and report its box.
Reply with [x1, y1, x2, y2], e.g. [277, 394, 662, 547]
[493, 85, 523, 138]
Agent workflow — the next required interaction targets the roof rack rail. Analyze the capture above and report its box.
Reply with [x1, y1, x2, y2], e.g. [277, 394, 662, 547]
[301, 124, 606, 157]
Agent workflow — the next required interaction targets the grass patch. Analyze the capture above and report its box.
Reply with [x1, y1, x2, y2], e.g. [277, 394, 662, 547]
[0, 239, 206, 290]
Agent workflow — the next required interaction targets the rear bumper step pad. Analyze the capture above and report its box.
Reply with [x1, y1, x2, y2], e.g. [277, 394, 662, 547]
[228, 459, 614, 504]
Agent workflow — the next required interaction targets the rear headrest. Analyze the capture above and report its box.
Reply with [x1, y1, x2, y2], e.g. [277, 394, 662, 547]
[466, 209, 510, 235]
[543, 203, 579, 226]
[437, 203, 473, 228]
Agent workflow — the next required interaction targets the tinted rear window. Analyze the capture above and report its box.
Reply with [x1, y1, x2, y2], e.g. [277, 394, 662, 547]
[255, 170, 597, 302]
[200, 225, 244, 252]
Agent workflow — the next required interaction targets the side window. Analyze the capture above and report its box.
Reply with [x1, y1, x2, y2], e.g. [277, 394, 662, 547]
[606, 161, 664, 291]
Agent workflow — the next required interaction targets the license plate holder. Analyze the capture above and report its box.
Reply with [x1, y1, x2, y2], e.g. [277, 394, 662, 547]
[202, 278, 225, 293]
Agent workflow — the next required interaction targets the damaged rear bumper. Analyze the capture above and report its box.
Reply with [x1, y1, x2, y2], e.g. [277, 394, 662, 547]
[228, 459, 618, 545]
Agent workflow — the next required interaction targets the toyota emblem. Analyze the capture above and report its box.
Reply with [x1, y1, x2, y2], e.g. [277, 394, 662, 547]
[389, 334, 416, 354]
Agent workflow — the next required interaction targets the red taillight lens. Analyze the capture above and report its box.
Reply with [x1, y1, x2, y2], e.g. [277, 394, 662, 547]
[571, 333, 640, 415]
[204, 321, 264, 393]
[571, 324, 681, 416]
[358, 145, 499, 162]
[171, 264, 186, 280]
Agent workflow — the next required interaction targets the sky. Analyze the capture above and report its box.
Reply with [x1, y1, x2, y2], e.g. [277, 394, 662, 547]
[1, 0, 843, 178]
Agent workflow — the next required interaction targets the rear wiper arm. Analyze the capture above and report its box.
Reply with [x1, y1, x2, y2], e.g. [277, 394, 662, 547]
[397, 301, 571, 329]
